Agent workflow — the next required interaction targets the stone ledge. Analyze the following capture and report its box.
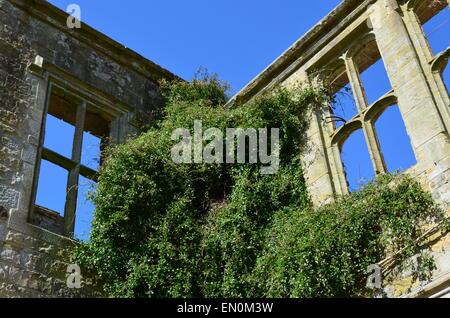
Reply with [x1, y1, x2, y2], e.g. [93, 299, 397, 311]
[403, 271, 450, 298]
[0, 260, 103, 297]
[4, 224, 76, 258]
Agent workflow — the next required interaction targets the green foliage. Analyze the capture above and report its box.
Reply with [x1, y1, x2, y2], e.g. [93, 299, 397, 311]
[251, 174, 446, 297]
[72, 71, 447, 298]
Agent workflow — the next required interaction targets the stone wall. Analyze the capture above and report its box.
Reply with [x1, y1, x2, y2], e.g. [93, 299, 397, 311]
[0, 0, 177, 297]
[382, 230, 450, 298]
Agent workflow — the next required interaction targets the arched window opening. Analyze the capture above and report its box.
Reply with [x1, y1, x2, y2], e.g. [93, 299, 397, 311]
[374, 105, 417, 173]
[354, 41, 393, 105]
[418, 1, 449, 56]
[330, 70, 357, 129]
[340, 130, 374, 192]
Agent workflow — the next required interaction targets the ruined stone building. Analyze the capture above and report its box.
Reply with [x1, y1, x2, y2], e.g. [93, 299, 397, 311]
[0, 0, 449, 297]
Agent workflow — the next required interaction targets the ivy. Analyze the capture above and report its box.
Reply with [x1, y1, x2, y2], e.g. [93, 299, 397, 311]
[71, 71, 448, 298]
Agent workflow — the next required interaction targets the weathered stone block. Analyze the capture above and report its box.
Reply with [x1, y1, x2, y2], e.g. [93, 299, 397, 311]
[0, 185, 19, 210]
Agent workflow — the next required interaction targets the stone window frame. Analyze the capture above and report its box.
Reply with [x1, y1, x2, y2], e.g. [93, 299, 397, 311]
[319, 32, 405, 194]
[32, 83, 105, 237]
[27, 57, 135, 238]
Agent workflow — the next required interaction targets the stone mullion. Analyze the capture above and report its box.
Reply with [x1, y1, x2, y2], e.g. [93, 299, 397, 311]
[343, 55, 368, 113]
[63, 101, 86, 237]
[363, 120, 387, 174]
[330, 143, 349, 195]
[344, 56, 387, 175]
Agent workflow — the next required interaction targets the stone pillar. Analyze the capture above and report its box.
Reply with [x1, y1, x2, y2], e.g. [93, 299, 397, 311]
[369, 0, 450, 204]
[344, 54, 386, 175]
[329, 142, 348, 195]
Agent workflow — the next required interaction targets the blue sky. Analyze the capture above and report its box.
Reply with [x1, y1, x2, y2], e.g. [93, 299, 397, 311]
[37, 1, 449, 239]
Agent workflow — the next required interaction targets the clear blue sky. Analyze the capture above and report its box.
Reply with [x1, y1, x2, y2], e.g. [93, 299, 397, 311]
[38, 1, 449, 239]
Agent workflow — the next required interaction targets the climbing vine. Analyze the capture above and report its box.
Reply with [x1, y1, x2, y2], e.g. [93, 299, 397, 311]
[72, 71, 448, 298]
